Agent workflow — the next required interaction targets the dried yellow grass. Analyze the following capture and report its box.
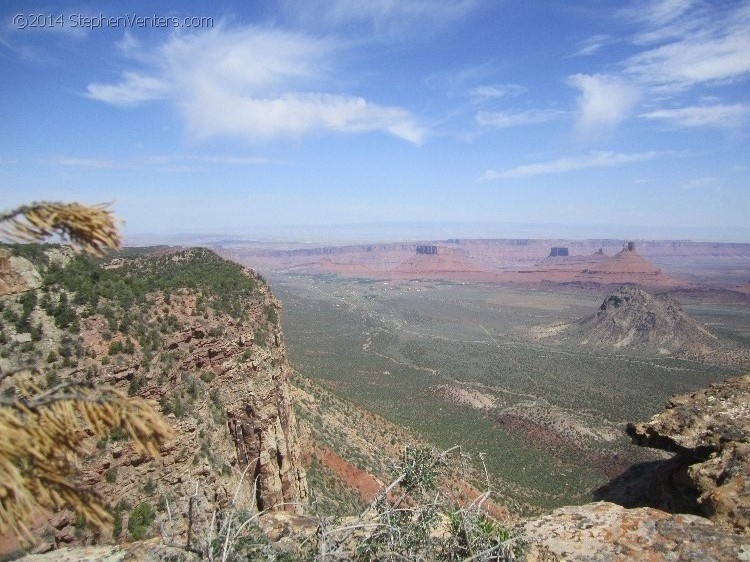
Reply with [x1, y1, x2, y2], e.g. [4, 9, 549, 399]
[0, 379, 175, 539]
[0, 201, 121, 256]
[0, 201, 174, 540]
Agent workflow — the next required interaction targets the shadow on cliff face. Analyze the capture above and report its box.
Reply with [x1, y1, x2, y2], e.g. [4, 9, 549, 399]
[592, 455, 702, 515]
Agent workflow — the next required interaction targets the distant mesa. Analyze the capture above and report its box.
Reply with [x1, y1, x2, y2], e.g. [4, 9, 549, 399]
[549, 247, 569, 257]
[416, 245, 438, 255]
[220, 238, 716, 288]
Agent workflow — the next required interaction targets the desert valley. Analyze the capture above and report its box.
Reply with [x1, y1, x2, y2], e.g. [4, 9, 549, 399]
[0, 233, 748, 560]
[2, 1, 750, 559]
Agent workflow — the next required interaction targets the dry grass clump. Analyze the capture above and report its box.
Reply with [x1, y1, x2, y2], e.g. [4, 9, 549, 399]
[0, 377, 174, 539]
[0, 201, 121, 256]
[0, 200, 174, 540]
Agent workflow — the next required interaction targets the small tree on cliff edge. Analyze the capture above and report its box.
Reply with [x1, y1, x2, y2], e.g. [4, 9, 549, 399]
[0, 201, 174, 539]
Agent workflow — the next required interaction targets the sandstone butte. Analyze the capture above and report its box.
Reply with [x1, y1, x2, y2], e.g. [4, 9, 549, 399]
[221, 240, 693, 289]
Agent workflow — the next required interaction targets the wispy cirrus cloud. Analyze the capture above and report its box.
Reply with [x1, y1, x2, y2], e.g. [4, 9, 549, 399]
[480, 150, 661, 181]
[642, 103, 750, 127]
[54, 157, 127, 169]
[476, 109, 563, 128]
[87, 25, 425, 144]
[87, 72, 169, 106]
[572, 34, 612, 56]
[622, 2, 750, 91]
[468, 83, 526, 101]
[620, 0, 698, 29]
[681, 176, 720, 190]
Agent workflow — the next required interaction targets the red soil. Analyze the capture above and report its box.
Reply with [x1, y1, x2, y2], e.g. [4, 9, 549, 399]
[315, 447, 383, 502]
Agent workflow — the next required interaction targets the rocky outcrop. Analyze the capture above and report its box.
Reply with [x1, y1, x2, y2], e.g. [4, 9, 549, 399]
[158, 309, 308, 514]
[627, 375, 750, 534]
[0, 249, 41, 295]
[575, 286, 717, 355]
[520, 376, 750, 560]
[519, 502, 748, 562]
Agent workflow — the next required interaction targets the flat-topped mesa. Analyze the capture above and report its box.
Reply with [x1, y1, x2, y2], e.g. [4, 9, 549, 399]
[549, 247, 569, 257]
[416, 245, 438, 255]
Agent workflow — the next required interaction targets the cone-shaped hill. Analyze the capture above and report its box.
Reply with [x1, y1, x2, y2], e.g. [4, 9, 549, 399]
[575, 286, 717, 355]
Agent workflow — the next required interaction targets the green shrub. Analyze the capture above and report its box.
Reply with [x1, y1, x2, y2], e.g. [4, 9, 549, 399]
[45, 372, 60, 388]
[128, 502, 154, 540]
[104, 467, 117, 484]
[108, 340, 123, 355]
[112, 510, 122, 538]
[142, 477, 155, 494]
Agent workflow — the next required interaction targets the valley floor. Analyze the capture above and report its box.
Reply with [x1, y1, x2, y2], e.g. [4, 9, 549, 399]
[269, 275, 749, 514]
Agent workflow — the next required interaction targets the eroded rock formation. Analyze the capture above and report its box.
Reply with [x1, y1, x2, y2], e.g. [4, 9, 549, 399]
[0, 249, 41, 295]
[520, 376, 750, 560]
[575, 286, 717, 355]
[0, 248, 308, 552]
[416, 245, 438, 255]
[520, 502, 747, 562]
[549, 247, 569, 257]
[627, 375, 750, 534]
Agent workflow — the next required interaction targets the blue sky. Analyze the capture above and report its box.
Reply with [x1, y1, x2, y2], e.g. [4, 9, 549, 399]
[1, 1, 748, 241]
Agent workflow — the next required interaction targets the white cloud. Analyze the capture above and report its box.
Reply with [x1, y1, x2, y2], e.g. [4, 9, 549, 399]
[115, 32, 140, 55]
[573, 34, 611, 56]
[623, 2, 750, 90]
[476, 109, 563, 128]
[185, 92, 425, 143]
[469, 84, 526, 100]
[480, 150, 660, 180]
[641, 104, 750, 127]
[87, 72, 168, 106]
[87, 25, 424, 144]
[568, 74, 641, 137]
[620, 0, 698, 28]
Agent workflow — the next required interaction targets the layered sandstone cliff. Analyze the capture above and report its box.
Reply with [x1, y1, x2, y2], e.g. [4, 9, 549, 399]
[0, 247, 308, 552]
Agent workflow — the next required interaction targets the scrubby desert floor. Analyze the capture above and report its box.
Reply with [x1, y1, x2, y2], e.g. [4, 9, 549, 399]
[269, 275, 749, 514]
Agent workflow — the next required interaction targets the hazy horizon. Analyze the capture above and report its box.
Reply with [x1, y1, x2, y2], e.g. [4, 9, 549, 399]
[123, 220, 750, 248]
